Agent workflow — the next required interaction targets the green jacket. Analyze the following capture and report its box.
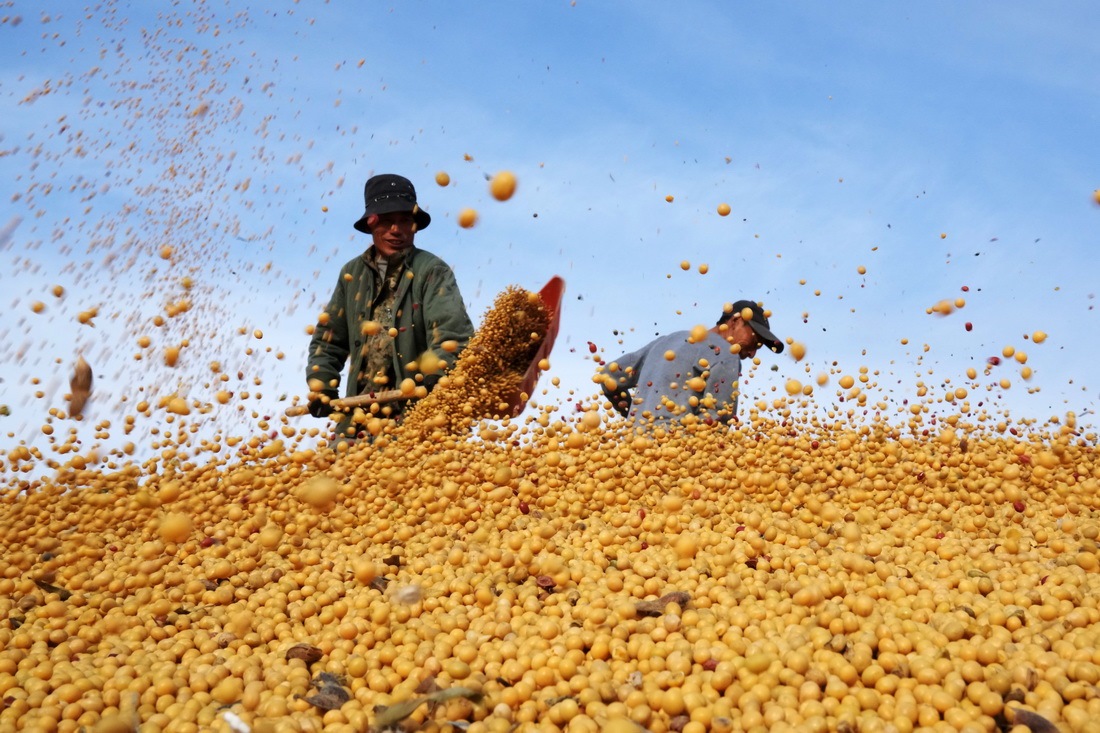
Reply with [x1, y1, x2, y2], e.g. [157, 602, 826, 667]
[307, 246, 474, 413]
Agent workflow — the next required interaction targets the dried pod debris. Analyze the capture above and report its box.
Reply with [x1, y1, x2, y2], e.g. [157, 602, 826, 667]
[1010, 707, 1061, 733]
[414, 675, 443, 696]
[68, 354, 93, 418]
[371, 686, 482, 731]
[33, 579, 72, 601]
[635, 590, 691, 617]
[285, 643, 323, 664]
[302, 672, 350, 711]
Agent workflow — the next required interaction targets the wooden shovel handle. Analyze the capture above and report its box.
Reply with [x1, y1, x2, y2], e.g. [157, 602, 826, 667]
[284, 388, 407, 417]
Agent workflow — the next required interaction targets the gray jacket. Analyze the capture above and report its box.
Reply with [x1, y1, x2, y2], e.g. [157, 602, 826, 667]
[601, 330, 742, 423]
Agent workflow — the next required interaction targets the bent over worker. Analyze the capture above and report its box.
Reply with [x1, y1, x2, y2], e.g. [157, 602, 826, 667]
[600, 299, 782, 424]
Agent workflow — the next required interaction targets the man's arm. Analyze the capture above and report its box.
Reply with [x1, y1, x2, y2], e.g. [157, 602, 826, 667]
[307, 269, 352, 399]
[418, 263, 475, 388]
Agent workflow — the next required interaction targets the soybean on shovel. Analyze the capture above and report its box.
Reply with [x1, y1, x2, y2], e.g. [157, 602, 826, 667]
[499, 274, 564, 417]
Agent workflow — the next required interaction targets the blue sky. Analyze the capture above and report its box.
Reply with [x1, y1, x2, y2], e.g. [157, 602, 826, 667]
[2, 1, 1098, 462]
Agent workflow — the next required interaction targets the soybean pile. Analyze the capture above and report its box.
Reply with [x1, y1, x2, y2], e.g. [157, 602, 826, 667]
[2, 400, 1100, 733]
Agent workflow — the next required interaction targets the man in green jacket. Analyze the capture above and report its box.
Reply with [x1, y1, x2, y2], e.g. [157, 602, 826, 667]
[306, 173, 474, 440]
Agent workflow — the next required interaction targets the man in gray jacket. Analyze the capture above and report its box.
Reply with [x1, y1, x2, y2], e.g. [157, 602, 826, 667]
[306, 174, 474, 439]
[599, 300, 782, 424]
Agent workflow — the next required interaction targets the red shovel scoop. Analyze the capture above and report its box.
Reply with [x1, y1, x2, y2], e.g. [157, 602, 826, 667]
[500, 275, 565, 416]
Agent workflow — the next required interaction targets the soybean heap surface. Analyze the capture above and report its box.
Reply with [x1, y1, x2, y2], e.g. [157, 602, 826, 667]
[2, 409, 1100, 733]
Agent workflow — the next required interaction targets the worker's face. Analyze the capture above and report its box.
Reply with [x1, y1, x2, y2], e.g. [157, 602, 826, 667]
[368, 211, 417, 256]
[725, 318, 762, 358]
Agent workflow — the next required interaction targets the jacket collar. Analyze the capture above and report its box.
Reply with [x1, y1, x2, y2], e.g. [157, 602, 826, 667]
[362, 244, 416, 270]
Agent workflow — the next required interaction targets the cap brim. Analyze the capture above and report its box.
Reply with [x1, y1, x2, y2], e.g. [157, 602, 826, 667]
[353, 202, 431, 233]
[751, 323, 783, 353]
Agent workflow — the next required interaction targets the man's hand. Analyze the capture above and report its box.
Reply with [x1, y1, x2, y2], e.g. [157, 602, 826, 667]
[307, 390, 339, 418]
[606, 389, 633, 418]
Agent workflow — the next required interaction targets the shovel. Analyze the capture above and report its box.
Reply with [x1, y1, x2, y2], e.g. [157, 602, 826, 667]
[285, 276, 565, 419]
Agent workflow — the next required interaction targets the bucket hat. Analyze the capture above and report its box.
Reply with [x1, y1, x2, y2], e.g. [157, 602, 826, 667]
[353, 174, 431, 233]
